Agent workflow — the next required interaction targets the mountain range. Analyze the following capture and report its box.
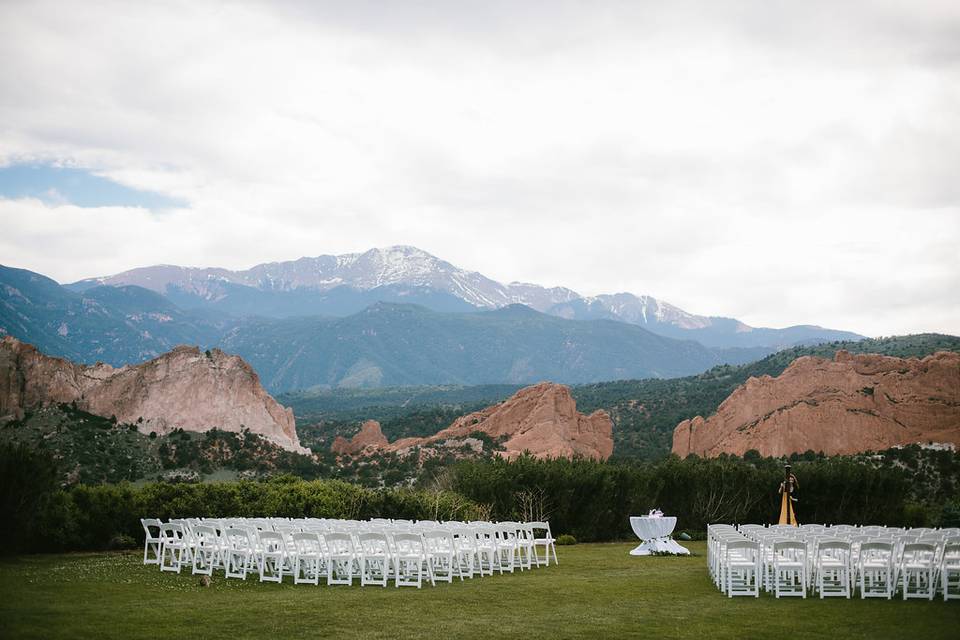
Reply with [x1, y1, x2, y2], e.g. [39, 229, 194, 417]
[66, 245, 862, 349]
[1, 246, 863, 392]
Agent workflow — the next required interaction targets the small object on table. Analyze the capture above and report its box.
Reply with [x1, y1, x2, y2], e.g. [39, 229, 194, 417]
[629, 514, 690, 556]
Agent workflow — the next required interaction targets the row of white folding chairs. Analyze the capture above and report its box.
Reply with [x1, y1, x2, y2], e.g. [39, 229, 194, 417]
[140, 518, 557, 588]
[709, 524, 960, 601]
[244, 518, 558, 575]
[743, 526, 959, 599]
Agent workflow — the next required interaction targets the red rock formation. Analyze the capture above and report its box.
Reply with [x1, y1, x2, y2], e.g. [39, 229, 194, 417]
[333, 382, 613, 460]
[672, 350, 960, 458]
[0, 336, 305, 453]
[331, 420, 389, 455]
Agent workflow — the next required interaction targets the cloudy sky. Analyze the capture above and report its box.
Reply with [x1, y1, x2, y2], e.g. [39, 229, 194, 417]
[1, 0, 958, 336]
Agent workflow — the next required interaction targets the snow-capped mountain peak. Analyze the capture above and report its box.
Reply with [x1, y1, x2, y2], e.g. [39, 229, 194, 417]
[64, 245, 863, 349]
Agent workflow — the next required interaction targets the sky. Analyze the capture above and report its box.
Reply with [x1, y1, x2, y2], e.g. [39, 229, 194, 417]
[1, 0, 958, 337]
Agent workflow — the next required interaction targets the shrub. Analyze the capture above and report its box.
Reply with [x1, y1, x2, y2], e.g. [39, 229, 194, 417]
[940, 500, 960, 528]
[1, 443, 60, 554]
[23, 476, 483, 552]
[107, 533, 137, 550]
[448, 452, 931, 541]
[556, 534, 577, 545]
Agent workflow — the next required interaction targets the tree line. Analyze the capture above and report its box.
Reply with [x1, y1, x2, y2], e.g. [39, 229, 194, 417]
[4, 443, 957, 554]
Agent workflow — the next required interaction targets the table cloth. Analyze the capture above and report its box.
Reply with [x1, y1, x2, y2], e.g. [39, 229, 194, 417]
[629, 516, 690, 556]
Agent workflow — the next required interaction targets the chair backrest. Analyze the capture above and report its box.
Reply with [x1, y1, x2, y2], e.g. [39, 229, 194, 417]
[901, 542, 936, 563]
[497, 523, 518, 543]
[292, 531, 321, 554]
[393, 533, 425, 556]
[773, 540, 805, 554]
[725, 540, 758, 556]
[817, 539, 849, 549]
[141, 518, 162, 539]
[258, 530, 285, 552]
[359, 532, 389, 554]
[324, 532, 355, 555]
[473, 525, 497, 545]
[942, 541, 960, 564]
[194, 524, 219, 545]
[860, 541, 893, 554]
[423, 530, 454, 552]
[224, 527, 252, 550]
[160, 522, 183, 541]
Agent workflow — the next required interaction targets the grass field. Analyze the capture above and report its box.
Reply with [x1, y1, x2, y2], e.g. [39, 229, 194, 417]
[1, 542, 957, 639]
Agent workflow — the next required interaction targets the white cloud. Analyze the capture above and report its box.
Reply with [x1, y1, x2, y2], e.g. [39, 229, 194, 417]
[0, 0, 958, 336]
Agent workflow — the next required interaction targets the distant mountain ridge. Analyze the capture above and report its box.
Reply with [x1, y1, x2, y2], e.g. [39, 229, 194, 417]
[218, 302, 771, 393]
[66, 245, 863, 349]
[0, 265, 229, 364]
[2, 264, 770, 392]
[69, 246, 581, 311]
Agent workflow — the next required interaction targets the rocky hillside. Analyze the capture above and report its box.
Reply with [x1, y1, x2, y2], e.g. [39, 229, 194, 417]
[332, 382, 613, 461]
[673, 350, 960, 458]
[0, 336, 304, 453]
[288, 333, 960, 460]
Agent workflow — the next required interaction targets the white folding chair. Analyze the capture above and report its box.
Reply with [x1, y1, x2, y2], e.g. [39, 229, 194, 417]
[900, 542, 937, 600]
[816, 540, 851, 598]
[725, 540, 760, 597]
[529, 521, 558, 567]
[514, 523, 535, 570]
[451, 527, 478, 579]
[223, 527, 254, 580]
[941, 540, 960, 601]
[858, 541, 895, 599]
[423, 530, 459, 583]
[324, 532, 357, 586]
[473, 524, 501, 576]
[257, 531, 288, 583]
[495, 524, 519, 574]
[191, 524, 221, 576]
[772, 540, 807, 598]
[140, 518, 162, 565]
[359, 532, 391, 587]
[292, 532, 323, 586]
[159, 523, 186, 574]
[393, 533, 432, 588]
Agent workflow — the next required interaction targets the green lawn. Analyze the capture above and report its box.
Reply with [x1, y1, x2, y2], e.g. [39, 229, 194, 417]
[1, 542, 957, 639]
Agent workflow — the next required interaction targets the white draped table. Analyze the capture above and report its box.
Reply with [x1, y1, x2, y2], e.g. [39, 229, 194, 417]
[629, 516, 690, 556]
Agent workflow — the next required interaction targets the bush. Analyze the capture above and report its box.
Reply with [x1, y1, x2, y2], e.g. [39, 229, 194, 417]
[448, 452, 936, 541]
[556, 534, 577, 545]
[939, 500, 960, 528]
[24, 476, 483, 553]
[107, 533, 137, 550]
[1, 443, 60, 554]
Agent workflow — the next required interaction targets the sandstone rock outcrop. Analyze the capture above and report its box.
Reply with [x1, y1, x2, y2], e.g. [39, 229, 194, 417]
[0, 336, 305, 453]
[672, 350, 960, 458]
[333, 382, 613, 460]
[331, 420, 389, 455]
